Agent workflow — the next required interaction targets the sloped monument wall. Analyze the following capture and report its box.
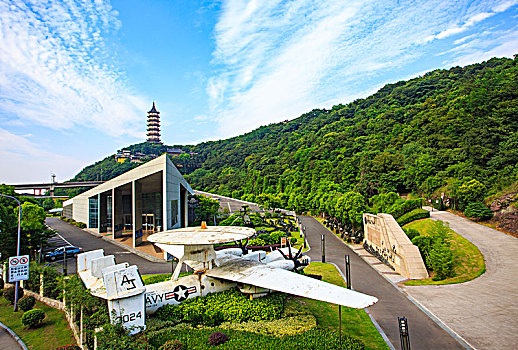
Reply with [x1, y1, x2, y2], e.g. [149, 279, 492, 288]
[363, 213, 428, 279]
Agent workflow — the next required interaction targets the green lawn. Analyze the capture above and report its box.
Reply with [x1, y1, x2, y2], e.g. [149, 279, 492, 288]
[296, 262, 389, 350]
[0, 298, 76, 350]
[403, 219, 486, 286]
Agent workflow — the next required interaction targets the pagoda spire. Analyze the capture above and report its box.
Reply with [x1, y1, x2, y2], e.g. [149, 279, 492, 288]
[146, 102, 161, 143]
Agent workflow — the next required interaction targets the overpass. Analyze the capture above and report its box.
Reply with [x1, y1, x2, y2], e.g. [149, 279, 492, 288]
[7, 181, 105, 196]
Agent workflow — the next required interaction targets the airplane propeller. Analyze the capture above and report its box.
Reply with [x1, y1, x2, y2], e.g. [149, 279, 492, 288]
[235, 239, 249, 255]
[278, 242, 306, 271]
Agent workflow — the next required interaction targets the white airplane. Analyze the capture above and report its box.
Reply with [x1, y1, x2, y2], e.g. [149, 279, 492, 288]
[76, 225, 377, 334]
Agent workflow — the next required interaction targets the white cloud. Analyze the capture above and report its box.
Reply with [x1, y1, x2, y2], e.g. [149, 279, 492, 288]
[0, 128, 83, 183]
[0, 0, 147, 139]
[207, 0, 518, 138]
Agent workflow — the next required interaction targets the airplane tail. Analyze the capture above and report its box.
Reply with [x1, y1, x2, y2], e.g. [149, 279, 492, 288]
[77, 250, 146, 334]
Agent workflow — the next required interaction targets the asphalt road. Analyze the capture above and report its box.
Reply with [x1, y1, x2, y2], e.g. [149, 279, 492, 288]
[403, 210, 518, 349]
[299, 216, 467, 350]
[45, 217, 173, 275]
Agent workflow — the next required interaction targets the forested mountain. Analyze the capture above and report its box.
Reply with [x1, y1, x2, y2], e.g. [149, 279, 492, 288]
[184, 56, 518, 210]
[72, 56, 518, 217]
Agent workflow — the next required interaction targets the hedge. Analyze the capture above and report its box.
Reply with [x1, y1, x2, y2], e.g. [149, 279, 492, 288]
[397, 208, 430, 226]
[146, 327, 364, 350]
[387, 198, 423, 219]
[156, 289, 285, 326]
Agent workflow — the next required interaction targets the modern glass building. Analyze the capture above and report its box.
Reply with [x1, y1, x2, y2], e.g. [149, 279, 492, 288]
[63, 154, 194, 248]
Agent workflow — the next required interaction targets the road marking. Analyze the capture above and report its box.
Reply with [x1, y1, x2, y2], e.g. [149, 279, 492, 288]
[54, 231, 73, 247]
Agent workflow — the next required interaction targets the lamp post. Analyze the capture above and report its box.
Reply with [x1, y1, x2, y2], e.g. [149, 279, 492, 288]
[0, 194, 22, 312]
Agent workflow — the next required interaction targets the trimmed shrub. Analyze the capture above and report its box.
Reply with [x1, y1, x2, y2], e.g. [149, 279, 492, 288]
[403, 228, 420, 241]
[208, 332, 228, 346]
[464, 202, 493, 220]
[148, 327, 364, 350]
[248, 238, 266, 246]
[157, 289, 285, 326]
[21, 308, 45, 328]
[411, 221, 454, 281]
[429, 243, 454, 280]
[387, 198, 423, 219]
[4, 286, 23, 304]
[18, 296, 36, 312]
[159, 340, 184, 350]
[219, 314, 317, 337]
[289, 237, 298, 245]
[257, 233, 270, 242]
[143, 273, 172, 285]
[268, 231, 286, 245]
[397, 208, 430, 226]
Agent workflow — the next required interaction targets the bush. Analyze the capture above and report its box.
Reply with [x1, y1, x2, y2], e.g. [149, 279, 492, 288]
[208, 332, 228, 346]
[4, 286, 24, 304]
[21, 308, 45, 328]
[464, 202, 493, 220]
[411, 221, 454, 281]
[157, 289, 285, 326]
[387, 198, 423, 219]
[257, 233, 270, 242]
[403, 228, 420, 241]
[289, 237, 298, 245]
[429, 243, 454, 280]
[18, 296, 36, 312]
[159, 340, 184, 350]
[397, 208, 430, 226]
[248, 238, 266, 246]
[268, 231, 286, 245]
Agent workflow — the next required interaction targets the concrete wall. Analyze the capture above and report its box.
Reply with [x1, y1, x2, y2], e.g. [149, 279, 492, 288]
[363, 213, 428, 279]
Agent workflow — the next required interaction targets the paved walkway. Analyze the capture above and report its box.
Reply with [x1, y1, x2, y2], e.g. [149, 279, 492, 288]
[0, 324, 24, 350]
[401, 210, 518, 350]
[299, 216, 466, 350]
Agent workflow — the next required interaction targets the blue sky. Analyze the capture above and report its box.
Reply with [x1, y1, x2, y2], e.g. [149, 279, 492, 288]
[1, 0, 517, 183]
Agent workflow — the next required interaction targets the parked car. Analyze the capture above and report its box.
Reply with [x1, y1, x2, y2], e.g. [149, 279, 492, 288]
[45, 246, 83, 261]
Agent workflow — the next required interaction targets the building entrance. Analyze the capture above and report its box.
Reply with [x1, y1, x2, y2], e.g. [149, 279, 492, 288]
[142, 213, 155, 232]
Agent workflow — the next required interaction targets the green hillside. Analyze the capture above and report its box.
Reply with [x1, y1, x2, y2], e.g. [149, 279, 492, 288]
[185, 56, 518, 210]
[72, 56, 518, 215]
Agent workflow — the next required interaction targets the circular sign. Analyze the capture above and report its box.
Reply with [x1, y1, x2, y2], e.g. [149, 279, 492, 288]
[10, 258, 19, 265]
[20, 257, 28, 264]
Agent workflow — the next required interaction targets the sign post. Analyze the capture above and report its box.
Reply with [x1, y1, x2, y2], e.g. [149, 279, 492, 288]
[9, 255, 29, 311]
[9, 255, 29, 283]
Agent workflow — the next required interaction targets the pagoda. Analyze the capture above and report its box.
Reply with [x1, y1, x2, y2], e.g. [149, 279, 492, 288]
[146, 102, 161, 143]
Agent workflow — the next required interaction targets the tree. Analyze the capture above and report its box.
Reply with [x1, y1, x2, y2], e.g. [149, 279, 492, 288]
[0, 185, 20, 259]
[193, 195, 220, 225]
[19, 202, 55, 258]
[42, 198, 55, 211]
[456, 179, 486, 210]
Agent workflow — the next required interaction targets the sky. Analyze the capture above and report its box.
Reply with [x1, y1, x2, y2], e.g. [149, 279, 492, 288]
[0, 0, 517, 183]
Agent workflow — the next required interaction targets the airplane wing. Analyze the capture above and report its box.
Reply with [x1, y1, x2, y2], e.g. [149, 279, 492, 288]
[205, 258, 377, 309]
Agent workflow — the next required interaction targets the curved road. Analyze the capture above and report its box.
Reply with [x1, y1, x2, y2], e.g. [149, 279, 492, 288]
[299, 216, 466, 350]
[402, 211, 518, 350]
